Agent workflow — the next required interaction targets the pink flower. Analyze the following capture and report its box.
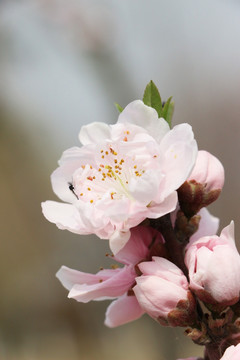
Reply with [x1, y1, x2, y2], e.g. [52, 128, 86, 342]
[220, 343, 240, 360]
[178, 150, 224, 217]
[185, 222, 240, 306]
[133, 257, 196, 327]
[56, 226, 164, 327]
[42, 100, 197, 254]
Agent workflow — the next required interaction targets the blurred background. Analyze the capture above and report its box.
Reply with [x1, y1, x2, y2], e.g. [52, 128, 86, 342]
[1, 0, 240, 359]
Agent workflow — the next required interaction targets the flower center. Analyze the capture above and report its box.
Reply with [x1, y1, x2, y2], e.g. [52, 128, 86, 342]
[71, 143, 152, 204]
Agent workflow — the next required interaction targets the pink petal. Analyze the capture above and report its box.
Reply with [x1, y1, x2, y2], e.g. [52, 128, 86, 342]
[188, 150, 224, 191]
[104, 294, 145, 327]
[134, 276, 187, 318]
[68, 265, 136, 302]
[109, 230, 131, 255]
[221, 344, 240, 360]
[114, 226, 163, 265]
[56, 266, 114, 291]
[189, 208, 219, 246]
[138, 257, 188, 289]
[220, 221, 236, 248]
[204, 245, 240, 303]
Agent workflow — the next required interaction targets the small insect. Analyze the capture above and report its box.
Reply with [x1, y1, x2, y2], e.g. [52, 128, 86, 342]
[68, 182, 79, 199]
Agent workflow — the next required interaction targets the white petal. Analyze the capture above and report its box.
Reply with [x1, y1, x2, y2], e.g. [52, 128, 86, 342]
[41, 201, 89, 234]
[128, 170, 161, 204]
[79, 122, 111, 145]
[109, 230, 131, 255]
[147, 191, 178, 219]
[159, 124, 198, 196]
[118, 100, 170, 143]
[52, 146, 95, 203]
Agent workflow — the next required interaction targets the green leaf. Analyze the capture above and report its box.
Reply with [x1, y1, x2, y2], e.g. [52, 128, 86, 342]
[115, 103, 123, 113]
[143, 80, 162, 117]
[162, 97, 174, 127]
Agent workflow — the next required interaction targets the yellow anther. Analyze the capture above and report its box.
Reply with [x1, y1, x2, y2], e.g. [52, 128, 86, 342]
[111, 264, 119, 269]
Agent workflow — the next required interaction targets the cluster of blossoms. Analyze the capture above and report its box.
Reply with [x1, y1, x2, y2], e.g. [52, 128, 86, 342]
[42, 82, 240, 360]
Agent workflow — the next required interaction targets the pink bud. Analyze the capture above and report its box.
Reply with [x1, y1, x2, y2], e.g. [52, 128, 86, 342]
[220, 343, 240, 360]
[133, 257, 196, 327]
[185, 222, 240, 307]
[188, 150, 224, 191]
[178, 150, 224, 217]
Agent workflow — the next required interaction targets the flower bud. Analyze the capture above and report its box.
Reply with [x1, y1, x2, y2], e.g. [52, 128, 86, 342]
[185, 222, 240, 307]
[177, 150, 224, 217]
[133, 257, 196, 327]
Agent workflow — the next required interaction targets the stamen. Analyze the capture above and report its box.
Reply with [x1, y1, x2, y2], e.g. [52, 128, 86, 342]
[111, 264, 119, 269]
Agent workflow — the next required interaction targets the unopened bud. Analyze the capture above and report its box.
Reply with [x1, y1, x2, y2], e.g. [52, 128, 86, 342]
[133, 257, 197, 327]
[177, 150, 224, 217]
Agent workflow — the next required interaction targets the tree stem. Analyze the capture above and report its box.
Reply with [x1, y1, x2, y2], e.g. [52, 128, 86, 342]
[150, 214, 188, 278]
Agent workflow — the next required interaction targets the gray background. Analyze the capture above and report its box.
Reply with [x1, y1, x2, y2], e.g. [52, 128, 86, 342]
[1, 1, 240, 359]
